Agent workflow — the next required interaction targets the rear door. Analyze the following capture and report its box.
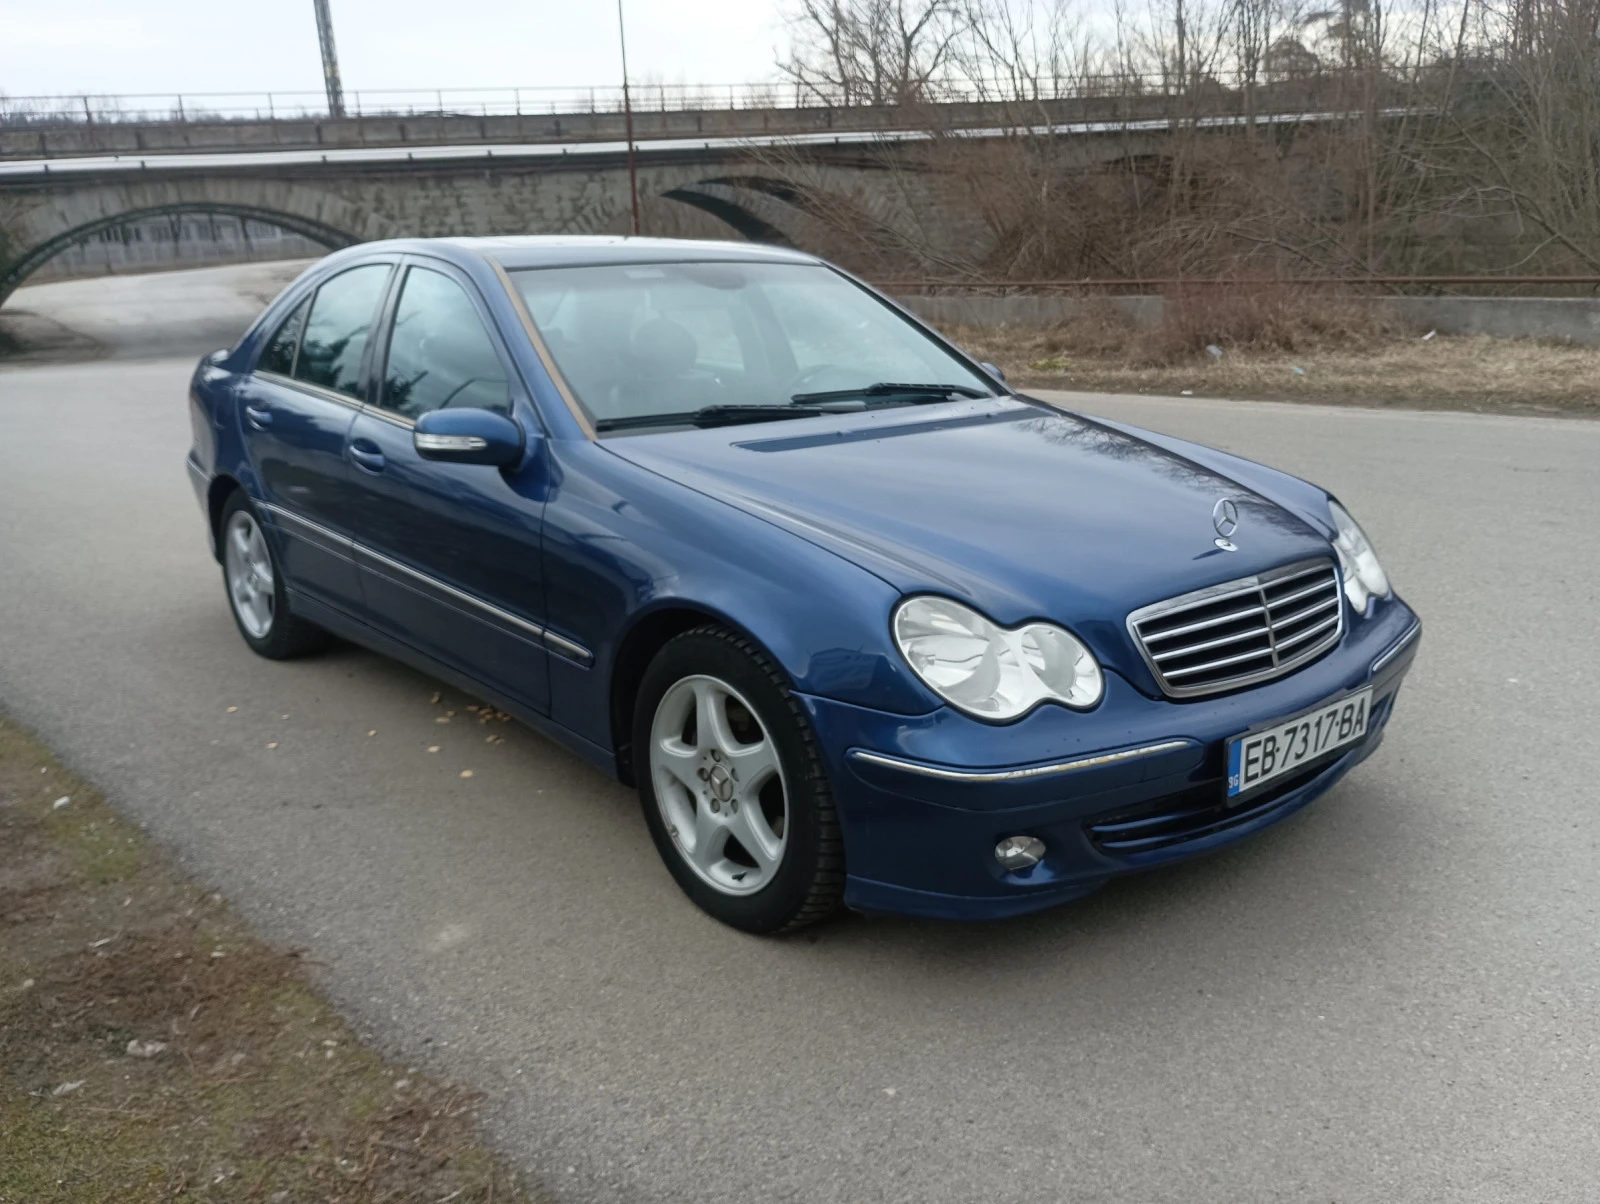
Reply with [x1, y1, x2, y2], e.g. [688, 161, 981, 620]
[341, 258, 552, 713]
[241, 260, 394, 616]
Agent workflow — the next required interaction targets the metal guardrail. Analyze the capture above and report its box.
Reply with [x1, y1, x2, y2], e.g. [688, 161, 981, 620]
[0, 72, 1371, 127]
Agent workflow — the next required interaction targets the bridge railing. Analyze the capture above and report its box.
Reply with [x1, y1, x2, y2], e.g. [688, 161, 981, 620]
[0, 72, 1350, 127]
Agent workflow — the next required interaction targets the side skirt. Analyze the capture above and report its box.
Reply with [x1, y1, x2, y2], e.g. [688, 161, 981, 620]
[287, 588, 619, 780]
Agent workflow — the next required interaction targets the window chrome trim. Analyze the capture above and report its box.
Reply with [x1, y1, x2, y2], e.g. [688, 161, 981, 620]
[848, 740, 1191, 784]
[255, 369, 365, 411]
[1126, 558, 1344, 700]
[1371, 618, 1421, 675]
[364, 406, 416, 430]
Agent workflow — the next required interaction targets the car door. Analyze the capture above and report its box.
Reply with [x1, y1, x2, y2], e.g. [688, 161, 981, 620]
[341, 258, 552, 713]
[241, 261, 393, 616]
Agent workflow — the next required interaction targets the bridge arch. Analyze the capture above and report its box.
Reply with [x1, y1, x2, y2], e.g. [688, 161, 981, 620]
[0, 202, 359, 302]
[656, 187, 794, 246]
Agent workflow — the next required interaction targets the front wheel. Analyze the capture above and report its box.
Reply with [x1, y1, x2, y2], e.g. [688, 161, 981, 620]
[634, 626, 844, 933]
[219, 491, 329, 659]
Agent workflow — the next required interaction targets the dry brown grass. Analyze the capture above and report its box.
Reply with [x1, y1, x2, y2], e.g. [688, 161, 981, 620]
[943, 297, 1600, 414]
[0, 718, 542, 1203]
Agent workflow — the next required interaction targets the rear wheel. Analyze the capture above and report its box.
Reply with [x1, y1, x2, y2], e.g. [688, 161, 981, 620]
[219, 491, 328, 659]
[634, 626, 844, 933]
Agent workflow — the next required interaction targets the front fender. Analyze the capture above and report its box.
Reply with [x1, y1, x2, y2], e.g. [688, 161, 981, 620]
[540, 440, 941, 751]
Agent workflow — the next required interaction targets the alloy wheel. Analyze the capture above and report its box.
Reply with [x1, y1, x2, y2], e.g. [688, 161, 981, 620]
[648, 674, 789, 896]
[223, 510, 275, 639]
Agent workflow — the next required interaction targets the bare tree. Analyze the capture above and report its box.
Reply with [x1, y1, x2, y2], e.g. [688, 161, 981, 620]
[779, 0, 968, 105]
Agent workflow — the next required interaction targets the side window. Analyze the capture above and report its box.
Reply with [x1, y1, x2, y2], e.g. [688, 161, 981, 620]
[380, 267, 510, 419]
[259, 296, 309, 376]
[293, 264, 392, 398]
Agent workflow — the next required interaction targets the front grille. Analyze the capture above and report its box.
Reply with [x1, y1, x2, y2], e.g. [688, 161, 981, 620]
[1128, 559, 1344, 699]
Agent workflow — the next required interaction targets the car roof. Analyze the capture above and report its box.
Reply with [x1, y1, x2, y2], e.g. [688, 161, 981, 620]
[344, 235, 822, 271]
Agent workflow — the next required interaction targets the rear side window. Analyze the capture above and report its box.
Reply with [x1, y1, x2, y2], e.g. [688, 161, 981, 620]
[380, 266, 511, 419]
[259, 296, 309, 376]
[293, 264, 392, 398]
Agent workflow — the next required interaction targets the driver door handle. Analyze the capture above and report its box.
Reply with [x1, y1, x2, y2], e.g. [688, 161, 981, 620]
[244, 404, 273, 430]
[348, 439, 386, 473]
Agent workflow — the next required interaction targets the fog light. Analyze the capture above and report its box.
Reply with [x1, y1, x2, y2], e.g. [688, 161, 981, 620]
[994, 835, 1046, 872]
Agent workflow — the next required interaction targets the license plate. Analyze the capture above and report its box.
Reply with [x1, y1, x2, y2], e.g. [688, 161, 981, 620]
[1227, 687, 1372, 799]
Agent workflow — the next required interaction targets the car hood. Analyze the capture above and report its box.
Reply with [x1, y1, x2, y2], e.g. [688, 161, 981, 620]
[604, 399, 1334, 675]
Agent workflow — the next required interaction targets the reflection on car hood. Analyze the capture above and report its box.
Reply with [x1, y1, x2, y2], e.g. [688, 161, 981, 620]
[604, 399, 1333, 669]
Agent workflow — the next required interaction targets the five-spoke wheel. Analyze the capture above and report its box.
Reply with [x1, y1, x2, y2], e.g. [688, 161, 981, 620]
[635, 626, 844, 932]
[217, 491, 328, 659]
[649, 675, 789, 895]
[224, 508, 276, 639]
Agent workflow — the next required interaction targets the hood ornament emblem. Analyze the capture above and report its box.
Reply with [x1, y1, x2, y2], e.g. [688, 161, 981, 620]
[1212, 498, 1240, 552]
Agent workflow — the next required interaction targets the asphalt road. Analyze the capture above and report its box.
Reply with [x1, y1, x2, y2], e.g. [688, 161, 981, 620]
[2, 268, 1598, 1203]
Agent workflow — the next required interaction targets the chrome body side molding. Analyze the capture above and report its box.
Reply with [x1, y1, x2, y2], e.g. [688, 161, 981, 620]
[260, 501, 592, 666]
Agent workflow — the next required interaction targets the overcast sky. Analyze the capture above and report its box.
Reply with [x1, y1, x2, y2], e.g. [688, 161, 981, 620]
[0, 0, 788, 99]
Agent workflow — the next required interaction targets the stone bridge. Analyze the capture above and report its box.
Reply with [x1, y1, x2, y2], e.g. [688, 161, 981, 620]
[0, 99, 1367, 303]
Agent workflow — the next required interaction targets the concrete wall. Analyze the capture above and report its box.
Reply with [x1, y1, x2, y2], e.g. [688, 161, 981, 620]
[899, 293, 1600, 346]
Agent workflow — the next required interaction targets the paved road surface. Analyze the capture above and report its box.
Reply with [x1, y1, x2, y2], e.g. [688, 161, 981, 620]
[2, 269, 1597, 1202]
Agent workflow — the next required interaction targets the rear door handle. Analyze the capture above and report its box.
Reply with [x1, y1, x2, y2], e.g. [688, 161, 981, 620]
[244, 404, 273, 430]
[348, 440, 386, 473]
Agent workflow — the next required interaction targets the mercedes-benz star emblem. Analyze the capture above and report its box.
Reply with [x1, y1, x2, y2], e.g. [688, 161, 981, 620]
[1212, 497, 1240, 551]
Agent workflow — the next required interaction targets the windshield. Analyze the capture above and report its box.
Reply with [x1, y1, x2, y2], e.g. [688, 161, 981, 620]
[509, 261, 998, 432]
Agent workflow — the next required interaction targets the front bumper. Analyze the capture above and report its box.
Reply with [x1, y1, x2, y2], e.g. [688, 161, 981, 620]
[798, 596, 1421, 921]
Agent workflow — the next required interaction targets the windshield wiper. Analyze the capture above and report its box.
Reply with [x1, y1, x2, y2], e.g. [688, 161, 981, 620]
[789, 382, 993, 405]
[594, 404, 824, 433]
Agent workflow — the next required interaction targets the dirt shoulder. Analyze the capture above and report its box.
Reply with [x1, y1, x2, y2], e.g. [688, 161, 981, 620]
[0, 716, 539, 1203]
[946, 323, 1600, 417]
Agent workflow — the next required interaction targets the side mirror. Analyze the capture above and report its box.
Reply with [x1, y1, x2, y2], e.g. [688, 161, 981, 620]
[413, 408, 525, 467]
[980, 361, 1007, 383]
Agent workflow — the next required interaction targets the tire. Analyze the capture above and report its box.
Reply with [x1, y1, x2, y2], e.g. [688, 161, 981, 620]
[218, 491, 329, 659]
[634, 625, 844, 933]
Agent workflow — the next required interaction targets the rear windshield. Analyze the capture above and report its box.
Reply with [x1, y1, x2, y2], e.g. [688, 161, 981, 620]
[509, 261, 995, 430]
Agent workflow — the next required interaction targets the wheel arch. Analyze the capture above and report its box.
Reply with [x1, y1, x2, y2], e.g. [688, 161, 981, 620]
[205, 473, 244, 562]
[609, 604, 783, 787]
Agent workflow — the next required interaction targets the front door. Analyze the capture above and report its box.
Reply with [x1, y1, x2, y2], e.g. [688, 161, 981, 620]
[243, 261, 393, 616]
[340, 260, 551, 713]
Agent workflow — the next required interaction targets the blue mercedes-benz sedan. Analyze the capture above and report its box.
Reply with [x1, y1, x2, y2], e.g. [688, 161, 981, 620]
[185, 235, 1420, 932]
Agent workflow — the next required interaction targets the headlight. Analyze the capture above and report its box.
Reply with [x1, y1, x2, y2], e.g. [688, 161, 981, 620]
[1329, 500, 1390, 613]
[892, 596, 1103, 721]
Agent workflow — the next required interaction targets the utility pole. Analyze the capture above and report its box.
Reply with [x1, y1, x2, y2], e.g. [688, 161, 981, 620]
[313, 0, 346, 119]
[617, 0, 641, 235]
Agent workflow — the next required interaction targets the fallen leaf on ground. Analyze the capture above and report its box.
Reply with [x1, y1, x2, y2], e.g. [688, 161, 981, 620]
[459, 770, 474, 779]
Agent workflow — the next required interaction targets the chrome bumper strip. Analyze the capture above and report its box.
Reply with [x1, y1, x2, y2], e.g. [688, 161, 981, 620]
[1371, 618, 1422, 676]
[849, 740, 1191, 784]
